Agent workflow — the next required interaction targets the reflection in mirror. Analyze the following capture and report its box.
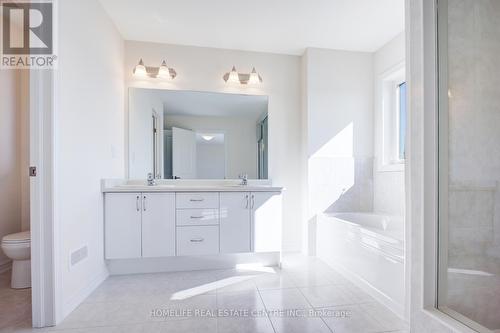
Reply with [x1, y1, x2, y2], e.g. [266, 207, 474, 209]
[129, 88, 269, 179]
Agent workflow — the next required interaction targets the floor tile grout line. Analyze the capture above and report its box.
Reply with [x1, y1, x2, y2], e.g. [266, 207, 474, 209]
[46, 316, 219, 332]
[357, 301, 409, 332]
[255, 283, 278, 333]
[295, 282, 334, 333]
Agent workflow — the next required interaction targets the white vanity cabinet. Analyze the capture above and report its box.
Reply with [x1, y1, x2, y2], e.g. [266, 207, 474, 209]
[175, 192, 220, 256]
[105, 193, 142, 259]
[220, 192, 251, 253]
[251, 192, 282, 252]
[104, 187, 282, 264]
[219, 191, 282, 253]
[141, 193, 176, 257]
[105, 192, 175, 259]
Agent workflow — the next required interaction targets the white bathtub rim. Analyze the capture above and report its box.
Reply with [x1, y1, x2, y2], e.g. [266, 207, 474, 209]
[323, 212, 404, 229]
[320, 212, 405, 253]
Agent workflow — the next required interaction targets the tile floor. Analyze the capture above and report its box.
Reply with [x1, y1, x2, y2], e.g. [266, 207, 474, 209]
[0, 270, 32, 332]
[2, 254, 408, 333]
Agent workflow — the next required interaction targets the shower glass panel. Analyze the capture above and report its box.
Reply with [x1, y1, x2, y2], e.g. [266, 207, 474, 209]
[437, 0, 500, 332]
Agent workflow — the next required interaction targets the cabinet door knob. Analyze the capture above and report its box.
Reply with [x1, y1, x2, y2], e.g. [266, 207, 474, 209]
[142, 195, 147, 211]
[189, 198, 204, 202]
[251, 194, 255, 209]
[136, 195, 140, 212]
[245, 194, 249, 209]
[190, 216, 204, 219]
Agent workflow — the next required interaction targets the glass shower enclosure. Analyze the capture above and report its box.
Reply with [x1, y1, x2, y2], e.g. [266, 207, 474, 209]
[437, 0, 500, 332]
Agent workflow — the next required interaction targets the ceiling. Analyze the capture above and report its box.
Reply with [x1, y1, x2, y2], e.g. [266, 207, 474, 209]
[99, 0, 405, 55]
[132, 88, 268, 118]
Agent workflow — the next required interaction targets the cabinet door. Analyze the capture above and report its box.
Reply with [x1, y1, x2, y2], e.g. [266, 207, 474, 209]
[220, 192, 251, 253]
[105, 193, 142, 259]
[251, 192, 282, 252]
[141, 193, 176, 257]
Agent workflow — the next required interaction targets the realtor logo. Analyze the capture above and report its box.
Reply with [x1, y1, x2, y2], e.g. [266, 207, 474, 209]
[1, 0, 57, 69]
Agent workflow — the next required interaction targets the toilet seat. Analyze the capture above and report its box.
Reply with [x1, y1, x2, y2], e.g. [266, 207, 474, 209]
[2, 231, 30, 244]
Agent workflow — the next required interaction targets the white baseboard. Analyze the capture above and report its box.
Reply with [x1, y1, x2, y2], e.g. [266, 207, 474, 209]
[318, 257, 406, 320]
[0, 260, 12, 274]
[62, 268, 109, 320]
[107, 252, 280, 275]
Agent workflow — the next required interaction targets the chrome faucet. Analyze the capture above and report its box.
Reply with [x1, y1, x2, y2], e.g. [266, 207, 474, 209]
[147, 173, 156, 186]
[239, 173, 248, 186]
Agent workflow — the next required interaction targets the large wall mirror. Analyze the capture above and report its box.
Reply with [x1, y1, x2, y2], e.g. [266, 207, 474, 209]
[129, 88, 269, 180]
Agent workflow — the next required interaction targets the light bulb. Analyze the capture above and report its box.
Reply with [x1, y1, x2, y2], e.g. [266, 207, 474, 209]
[157, 60, 171, 79]
[202, 135, 215, 141]
[248, 67, 260, 85]
[133, 59, 147, 77]
[227, 66, 240, 84]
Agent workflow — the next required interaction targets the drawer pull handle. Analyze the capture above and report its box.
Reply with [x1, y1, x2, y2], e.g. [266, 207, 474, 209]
[190, 216, 204, 219]
[189, 199, 204, 202]
[190, 238, 204, 242]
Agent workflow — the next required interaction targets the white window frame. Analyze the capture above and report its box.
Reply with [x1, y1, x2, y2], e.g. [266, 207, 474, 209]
[378, 62, 406, 172]
[396, 81, 407, 161]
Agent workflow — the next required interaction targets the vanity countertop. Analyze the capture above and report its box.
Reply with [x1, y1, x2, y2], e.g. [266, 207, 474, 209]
[101, 179, 284, 193]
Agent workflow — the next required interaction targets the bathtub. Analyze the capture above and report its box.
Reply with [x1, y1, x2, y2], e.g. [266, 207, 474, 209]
[317, 212, 405, 316]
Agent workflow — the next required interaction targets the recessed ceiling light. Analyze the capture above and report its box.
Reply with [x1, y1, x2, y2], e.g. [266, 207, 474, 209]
[202, 135, 215, 141]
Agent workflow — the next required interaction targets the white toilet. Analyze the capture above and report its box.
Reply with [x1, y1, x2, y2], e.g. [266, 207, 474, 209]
[1, 231, 31, 289]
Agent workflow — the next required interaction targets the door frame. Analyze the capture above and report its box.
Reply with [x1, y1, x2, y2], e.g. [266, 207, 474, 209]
[406, 0, 485, 332]
[30, 69, 59, 327]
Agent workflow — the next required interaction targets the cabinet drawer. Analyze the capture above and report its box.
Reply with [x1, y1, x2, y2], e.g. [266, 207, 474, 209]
[176, 193, 219, 209]
[176, 226, 219, 256]
[177, 209, 219, 226]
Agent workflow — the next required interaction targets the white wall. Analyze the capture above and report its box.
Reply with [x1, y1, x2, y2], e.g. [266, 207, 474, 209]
[0, 66, 29, 270]
[56, 0, 124, 319]
[128, 88, 163, 178]
[164, 115, 258, 179]
[304, 48, 374, 222]
[0, 68, 20, 269]
[0, 16, 30, 271]
[125, 41, 303, 251]
[197, 142, 226, 179]
[373, 33, 406, 216]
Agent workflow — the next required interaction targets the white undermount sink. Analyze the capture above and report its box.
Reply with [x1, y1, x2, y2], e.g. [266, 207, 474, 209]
[223, 184, 269, 188]
[115, 184, 176, 189]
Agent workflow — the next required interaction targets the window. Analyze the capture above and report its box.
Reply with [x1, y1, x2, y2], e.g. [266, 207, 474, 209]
[377, 63, 405, 172]
[398, 82, 407, 160]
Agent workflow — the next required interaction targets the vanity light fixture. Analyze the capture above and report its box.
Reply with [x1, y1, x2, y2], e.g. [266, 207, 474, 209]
[133, 59, 177, 80]
[223, 66, 262, 85]
[248, 67, 261, 85]
[227, 66, 240, 84]
[157, 60, 172, 80]
[133, 59, 148, 77]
